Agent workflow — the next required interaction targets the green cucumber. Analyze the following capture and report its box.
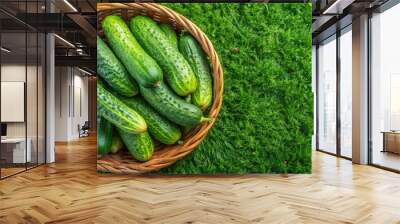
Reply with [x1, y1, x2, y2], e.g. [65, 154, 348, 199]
[130, 16, 197, 96]
[179, 34, 213, 111]
[97, 115, 113, 156]
[159, 24, 178, 49]
[185, 94, 192, 103]
[97, 36, 138, 96]
[118, 128, 154, 162]
[121, 97, 182, 145]
[97, 81, 147, 133]
[102, 15, 163, 87]
[110, 131, 123, 154]
[140, 82, 210, 127]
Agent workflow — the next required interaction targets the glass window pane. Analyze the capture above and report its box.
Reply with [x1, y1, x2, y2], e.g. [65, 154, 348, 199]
[318, 36, 337, 154]
[371, 3, 400, 171]
[1, 31, 27, 177]
[0, 0, 46, 179]
[27, 31, 38, 169]
[38, 32, 45, 165]
[25, 0, 40, 170]
[340, 28, 352, 158]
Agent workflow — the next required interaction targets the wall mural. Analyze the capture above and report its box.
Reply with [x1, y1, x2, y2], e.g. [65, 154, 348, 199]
[97, 3, 312, 174]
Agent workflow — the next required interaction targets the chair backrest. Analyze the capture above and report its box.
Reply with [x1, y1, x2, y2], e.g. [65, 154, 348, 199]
[82, 121, 90, 129]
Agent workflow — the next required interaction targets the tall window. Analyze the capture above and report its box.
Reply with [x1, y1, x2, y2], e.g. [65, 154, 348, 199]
[371, 3, 400, 171]
[340, 27, 352, 158]
[318, 35, 337, 154]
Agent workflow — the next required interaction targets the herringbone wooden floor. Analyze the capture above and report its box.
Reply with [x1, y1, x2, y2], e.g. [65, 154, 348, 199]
[0, 136, 400, 224]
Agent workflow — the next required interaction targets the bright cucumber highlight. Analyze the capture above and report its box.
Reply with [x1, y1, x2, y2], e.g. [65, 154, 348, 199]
[121, 97, 182, 145]
[97, 81, 147, 133]
[130, 16, 197, 96]
[160, 23, 178, 49]
[179, 34, 213, 111]
[118, 128, 154, 162]
[97, 36, 138, 96]
[102, 15, 163, 87]
[140, 82, 210, 128]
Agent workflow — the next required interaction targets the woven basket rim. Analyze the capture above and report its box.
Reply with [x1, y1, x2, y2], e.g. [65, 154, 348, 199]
[97, 3, 224, 174]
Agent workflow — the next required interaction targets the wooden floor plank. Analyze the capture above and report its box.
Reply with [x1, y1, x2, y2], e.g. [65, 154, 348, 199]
[0, 136, 399, 223]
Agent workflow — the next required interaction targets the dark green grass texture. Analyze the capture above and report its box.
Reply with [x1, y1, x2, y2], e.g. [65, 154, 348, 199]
[157, 3, 313, 174]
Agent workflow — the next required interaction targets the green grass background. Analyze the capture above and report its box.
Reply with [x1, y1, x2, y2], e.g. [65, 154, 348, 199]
[157, 3, 313, 174]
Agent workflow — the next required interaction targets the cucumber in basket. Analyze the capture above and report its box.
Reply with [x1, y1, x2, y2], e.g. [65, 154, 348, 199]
[179, 34, 213, 111]
[110, 131, 123, 154]
[97, 81, 147, 133]
[118, 128, 154, 162]
[102, 15, 163, 87]
[97, 36, 138, 97]
[130, 16, 197, 96]
[140, 82, 211, 128]
[97, 115, 113, 157]
[121, 97, 182, 145]
[160, 23, 178, 49]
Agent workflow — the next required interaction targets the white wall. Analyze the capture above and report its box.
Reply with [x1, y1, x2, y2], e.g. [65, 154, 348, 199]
[55, 66, 69, 141]
[72, 73, 89, 138]
[1, 64, 25, 81]
[54, 67, 89, 141]
[1, 65, 26, 140]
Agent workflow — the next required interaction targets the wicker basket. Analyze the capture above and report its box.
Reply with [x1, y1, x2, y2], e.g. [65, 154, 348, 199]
[97, 3, 224, 174]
